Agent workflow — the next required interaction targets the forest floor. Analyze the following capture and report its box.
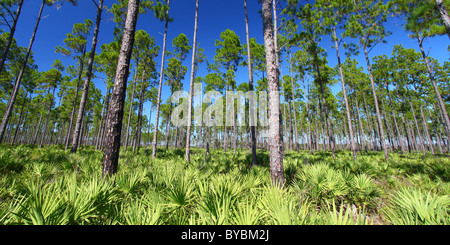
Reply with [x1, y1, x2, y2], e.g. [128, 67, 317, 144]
[0, 144, 449, 225]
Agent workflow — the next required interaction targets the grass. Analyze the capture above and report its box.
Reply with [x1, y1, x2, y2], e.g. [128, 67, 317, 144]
[0, 144, 449, 225]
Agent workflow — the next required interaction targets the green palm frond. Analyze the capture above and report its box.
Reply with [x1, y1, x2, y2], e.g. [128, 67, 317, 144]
[384, 187, 450, 225]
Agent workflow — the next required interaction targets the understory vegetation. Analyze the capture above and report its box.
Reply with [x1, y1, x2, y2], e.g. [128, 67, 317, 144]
[0, 144, 449, 225]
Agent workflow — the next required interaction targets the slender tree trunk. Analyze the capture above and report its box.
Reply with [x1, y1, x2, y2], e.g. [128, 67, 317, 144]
[32, 110, 44, 145]
[420, 104, 435, 155]
[102, 0, 140, 178]
[71, 0, 103, 154]
[288, 100, 294, 151]
[12, 95, 28, 145]
[354, 97, 367, 152]
[224, 84, 229, 152]
[381, 99, 393, 151]
[402, 115, 414, 153]
[306, 82, 313, 154]
[185, 0, 199, 163]
[0, 0, 45, 143]
[289, 50, 299, 153]
[152, 0, 170, 159]
[124, 68, 138, 151]
[96, 87, 110, 150]
[316, 65, 335, 158]
[244, 0, 257, 165]
[362, 94, 376, 151]
[333, 26, 356, 159]
[417, 35, 450, 143]
[262, 0, 284, 186]
[435, 0, 450, 40]
[99, 87, 112, 150]
[40, 86, 56, 148]
[165, 101, 173, 150]
[428, 108, 444, 154]
[65, 53, 86, 150]
[409, 101, 426, 156]
[134, 69, 146, 153]
[363, 44, 389, 160]
[0, 0, 24, 73]
[282, 91, 288, 151]
[145, 106, 154, 154]
[385, 82, 404, 154]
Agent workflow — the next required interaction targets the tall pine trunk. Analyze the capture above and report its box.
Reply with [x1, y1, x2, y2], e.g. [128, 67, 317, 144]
[71, 0, 103, 153]
[0, 0, 24, 73]
[385, 81, 404, 154]
[333, 26, 356, 160]
[262, 0, 284, 186]
[435, 0, 450, 40]
[185, 0, 199, 163]
[244, 0, 257, 165]
[64, 53, 86, 151]
[12, 93, 28, 145]
[289, 50, 299, 153]
[152, 0, 170, 159]
[363, 44, 389, 160]
[0, 0, 45, 143]
[102, 0, 140, 178]
[40, 86, 56, 148]
[124, 69, 138, 151]
[420, 104, 435, 155]
[417, 35, 450, 144]
[134, 69, 146, 153]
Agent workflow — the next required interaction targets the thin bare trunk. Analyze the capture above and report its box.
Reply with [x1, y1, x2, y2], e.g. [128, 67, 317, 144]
[263, 0, 284, 186]
[417, 35, 450, 143]
[185, 0, 199, 163]
[124, 68, 138, 151]
[244, 0, 257, 164]
[363, 44, 389, 160]
[435, 0, 450, 40]
[0, 0, 45, 143]
[102, 0, 140, 178]
[0, 0, 24, 73]
[152, 0, 170, 159]
[420, 104, 434, 155]
[71, 0, 103, 154]
[333, 26, 356, 159]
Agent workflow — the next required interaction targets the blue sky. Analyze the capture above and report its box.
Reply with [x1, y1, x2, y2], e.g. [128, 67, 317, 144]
[10, 0, 449, 124]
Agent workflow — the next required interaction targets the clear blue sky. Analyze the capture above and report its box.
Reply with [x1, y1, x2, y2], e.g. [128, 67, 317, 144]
[11, 0, 449, 124]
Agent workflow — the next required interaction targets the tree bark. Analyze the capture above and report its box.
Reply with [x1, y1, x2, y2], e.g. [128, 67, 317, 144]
[289, 50, 299, 153]
[420, 104, 435, 155]
[435, 0, 450, 40]
[428, 108, 444, 154]
[262, 0, 284, 186]
[333, 26, 356, 159]
[64, 53, 86, 151]
[12, 93, 28, 144]
[40, 86, 56, 148]
[124, 68, 138, 151]
[0, 0, 24, 74]
[244, 0, 257, 165]
[133, 69, 146, 153]
[71, 0, 103, 154]
[102, 0, 140, 178]
[152, 0, 170, 159]
[363, 44, 389, 160]
[185, 0, 199, 163]
[354, 97, 366, 152]
[417, 35, 450, 144]
[0, 0, 45, 143]
[385, 81, 404, 153]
